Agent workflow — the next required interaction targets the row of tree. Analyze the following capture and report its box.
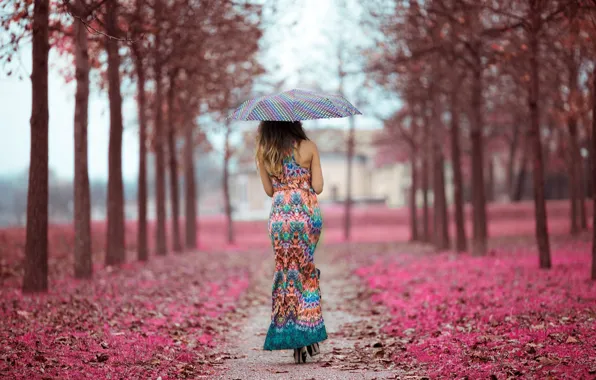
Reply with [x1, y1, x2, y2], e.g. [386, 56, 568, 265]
[1, 0, 266, 292]
[0, 153, 223, 228]
[363, 0, 596, 278]
[0, 171, 119, 226]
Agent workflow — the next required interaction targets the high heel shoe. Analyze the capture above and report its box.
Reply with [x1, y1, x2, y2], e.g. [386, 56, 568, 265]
[293, 347, 307, 364]
[306, 342, 320, 356]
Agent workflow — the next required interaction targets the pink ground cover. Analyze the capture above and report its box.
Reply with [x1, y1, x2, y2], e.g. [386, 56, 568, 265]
[0, 201, 585, 277]
[355, 242, 596, 379]
[0, 249, 259, 379]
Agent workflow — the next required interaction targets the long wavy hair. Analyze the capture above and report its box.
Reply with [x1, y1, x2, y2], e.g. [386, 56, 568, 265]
[255, 120, 309, 176]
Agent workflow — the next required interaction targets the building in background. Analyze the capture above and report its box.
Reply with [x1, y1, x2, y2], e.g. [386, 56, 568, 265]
[230, 126, 415, 220]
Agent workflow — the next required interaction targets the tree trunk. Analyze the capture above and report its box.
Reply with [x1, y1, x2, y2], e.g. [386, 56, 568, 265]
[184, 119, 197, 249]
[433, 149, 449, 250]
[409, 150, 419, 242]
[470, 59, 488, 256]
[450, 86, 467, 252]
[512, 142, 528, 202]
[23, 0, 50, 293]
[223, 123, 234, 244]
[567, 52, 581, 235]
[105, 0, 126, 266]
[591, 67, 596, 280]
[167, 72, 182, 252]
[528, 18, 551, 269]
[344, 117, 355, 241]
[133, 44, 148, 262]
[486, 156, 495, 203]
[579, 159, 587, 229]
[153, 0, 167, 255]
[568, 114, 580, 235]
[507, 122, 521, 201]
[73, 0, 92, 278]
[422, 119, 430, 242]
[430, 98, 449, 251]
[588, 140, 594, 200]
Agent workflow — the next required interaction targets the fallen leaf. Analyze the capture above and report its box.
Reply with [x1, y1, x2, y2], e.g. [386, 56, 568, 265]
[269, 369, 289, 373]
[536, 356, 559, 365]
[16, 310, 30, 318]
[565, 336, 579, 344]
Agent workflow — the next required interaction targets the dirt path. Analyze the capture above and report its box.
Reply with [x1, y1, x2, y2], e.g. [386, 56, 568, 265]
[214, 245, 423, 380]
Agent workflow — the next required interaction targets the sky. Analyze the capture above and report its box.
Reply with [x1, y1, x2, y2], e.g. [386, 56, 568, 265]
[0, 0, 390, 181]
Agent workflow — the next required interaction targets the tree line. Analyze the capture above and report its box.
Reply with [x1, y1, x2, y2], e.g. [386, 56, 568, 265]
[362, 0, 596, 279]
[1, 0, 267, 292]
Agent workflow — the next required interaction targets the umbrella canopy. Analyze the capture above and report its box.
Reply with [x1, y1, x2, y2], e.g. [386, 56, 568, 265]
[227, 89, 362, 121]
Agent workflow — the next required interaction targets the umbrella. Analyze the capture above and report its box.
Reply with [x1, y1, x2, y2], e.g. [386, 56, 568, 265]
[227, 88, 362, 121]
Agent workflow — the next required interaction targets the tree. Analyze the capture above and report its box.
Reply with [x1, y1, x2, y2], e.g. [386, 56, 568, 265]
[582, 0, 596, 279]
[426, 17, 450, 251]
[551, 13, 590, 234]
[70, 0, 92, 278]
[466, 10, 489, 257]
[496, 0, 580, 268]
[131, 0, 149, 261]
[336, 45, 356, 241]
[105, 0, 126, 266]
[223, 119, 234, 245]
[592, 65, 596, 280]
[523, 0, 555, 269]
[152, 0, 167, 256]
[381, 107, 423, 242]
[428, 91, 450, 251]
[22, 0, 50, 292]
[564, 27, 584, 235]
[334, 15, 365, 243]
[449, 68, 468, 252]
[183, 110, 198, 250]
[167, 69, 182, 252]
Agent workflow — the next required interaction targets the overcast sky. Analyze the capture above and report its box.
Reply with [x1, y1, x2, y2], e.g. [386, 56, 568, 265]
[0, 0, 391, 181]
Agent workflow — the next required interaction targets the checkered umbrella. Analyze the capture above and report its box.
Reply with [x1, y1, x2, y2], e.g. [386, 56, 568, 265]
[227, 89, 362, 121]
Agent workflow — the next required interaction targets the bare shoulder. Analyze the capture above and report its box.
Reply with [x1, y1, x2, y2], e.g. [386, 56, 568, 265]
[300, 139, 318, 154]
[295, 139, 317, 167]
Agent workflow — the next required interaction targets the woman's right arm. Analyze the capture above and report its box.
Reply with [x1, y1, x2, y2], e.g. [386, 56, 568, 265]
[309, 142, 324, 195]
[257, 159, 274, 197]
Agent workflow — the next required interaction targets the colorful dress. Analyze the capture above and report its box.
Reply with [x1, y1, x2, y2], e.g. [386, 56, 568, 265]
[263, 146, 327, 351]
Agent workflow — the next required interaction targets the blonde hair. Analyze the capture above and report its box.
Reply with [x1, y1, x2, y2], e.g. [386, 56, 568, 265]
[256, 141, 285, 176]
[254, 120, 308, 177]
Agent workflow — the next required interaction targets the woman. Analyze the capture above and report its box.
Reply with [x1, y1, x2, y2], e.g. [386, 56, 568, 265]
[256, 120, 327, 364]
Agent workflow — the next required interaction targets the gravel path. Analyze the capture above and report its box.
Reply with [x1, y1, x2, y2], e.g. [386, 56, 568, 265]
[214, 245, 424, 380]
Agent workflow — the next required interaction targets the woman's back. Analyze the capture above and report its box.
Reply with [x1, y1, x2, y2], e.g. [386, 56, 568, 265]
[270, 141, 317, 193]
[262, 139, 324, 196]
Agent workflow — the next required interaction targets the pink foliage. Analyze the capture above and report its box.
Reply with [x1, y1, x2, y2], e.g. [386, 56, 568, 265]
[0, 249, 258, 378]
[0, 200, 591, 286]
[355, 242, 596, 379]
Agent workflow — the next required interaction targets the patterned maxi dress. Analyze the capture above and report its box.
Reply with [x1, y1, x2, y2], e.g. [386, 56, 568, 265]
[263, 146, 328, 350]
